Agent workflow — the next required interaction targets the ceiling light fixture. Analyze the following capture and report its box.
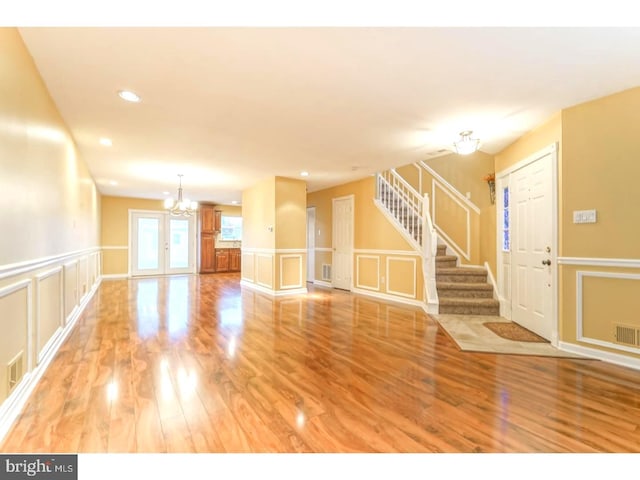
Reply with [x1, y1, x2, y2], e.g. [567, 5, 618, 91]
[118, 90, 141, 103]
[454, 130, 480, 155]
[99, 137, 113, 147]
[164, 174, 198, 217]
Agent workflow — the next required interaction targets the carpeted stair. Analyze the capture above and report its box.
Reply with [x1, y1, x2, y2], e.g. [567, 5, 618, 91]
[435, 244, 499, 315]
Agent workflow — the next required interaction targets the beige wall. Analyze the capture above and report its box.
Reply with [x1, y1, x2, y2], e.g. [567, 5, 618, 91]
[307, 176, 423, 302]
[558, 87, 640, 357]
[101, 196, 165, 275]
[241, 176, 307, 293]
[0, 28, 100, 266]
[0, 28, 101, 407]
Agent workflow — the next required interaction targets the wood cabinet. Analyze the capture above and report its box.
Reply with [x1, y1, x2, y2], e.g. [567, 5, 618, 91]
[215, 249, 229, 272]
[199, 205, 216, 273]
[214, 248, 241, 273]
[229, 248, 241, 271]
[214, 209, 222, 233]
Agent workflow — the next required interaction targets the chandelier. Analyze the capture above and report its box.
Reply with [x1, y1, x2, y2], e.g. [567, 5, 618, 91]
[164, 174, 198, 217]
[453, 130, 480, 155]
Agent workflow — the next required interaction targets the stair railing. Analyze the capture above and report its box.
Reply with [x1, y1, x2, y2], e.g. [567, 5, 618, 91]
[375, 169, 439, 313]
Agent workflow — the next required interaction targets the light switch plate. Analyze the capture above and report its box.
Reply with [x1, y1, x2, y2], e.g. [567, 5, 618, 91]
[573, 209, 597, 224]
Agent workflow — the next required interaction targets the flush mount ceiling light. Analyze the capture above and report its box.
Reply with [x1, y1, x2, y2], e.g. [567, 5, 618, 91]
[164, 174, 198, 217]
[99, 137, 112, 147]
[453, 130, 480, 155]
[118, 90, 141, 103]
[300, 171, 309, 177]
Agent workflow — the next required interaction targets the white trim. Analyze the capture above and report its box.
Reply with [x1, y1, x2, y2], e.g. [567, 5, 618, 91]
[558, 257, 640, 268]
[241, 247, 307, 254]
[576, 270, 640, 354]
[355, 255, 380, 291]
[101, 245, 128, 250]
[0, 277, 101, 444]
[312, 280, 332, 288]
[101, 274, 129, 280]
[314, 247, 333, 253]
[484, 261, 498, 300]
[558, 342, 640, 371]
[418, 160, 481, 214]
[0, 246, 101, 280]
[279, 254, 303, 289]
[240, 280, 307, 297]
[332, 194, 355, 291]
[373, 199, 421, 252]
[497, 143, 557, 178]
[34, 266, 64, 365]
[255, 253, 274, 289]
[385, 257, 417, 299]
[353, 249, 420, 256]
[351, 287, 424, 309]
[432, 179, 471, 261]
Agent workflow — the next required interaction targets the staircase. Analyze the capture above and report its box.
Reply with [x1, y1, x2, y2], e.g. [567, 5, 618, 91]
[375, 167, 499, 316]
[435, 244, 499, 315]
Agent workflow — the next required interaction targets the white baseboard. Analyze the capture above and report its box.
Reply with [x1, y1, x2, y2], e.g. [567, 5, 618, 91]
[101, 273, 129, 280]
[313, 280, 332, 288]
[558, 341, 640, 371]
[240, 280, 308, 297]
[351, 287, 424, 309]
[0, 278, 102, 444]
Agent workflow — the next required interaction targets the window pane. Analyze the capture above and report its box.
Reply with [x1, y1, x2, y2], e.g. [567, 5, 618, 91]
[220, 216, 242, 241]
[137, 218, 159, 270]
[169, 219, 189, 268]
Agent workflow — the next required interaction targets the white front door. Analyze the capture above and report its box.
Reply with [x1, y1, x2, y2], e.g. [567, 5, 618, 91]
[307, 207, 316, 282]
[131, 211, 196, 276]
[332, 195, 354, 290]
[511, 153, 553, 339]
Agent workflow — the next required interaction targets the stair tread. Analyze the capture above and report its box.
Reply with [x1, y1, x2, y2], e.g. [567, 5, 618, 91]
[435, 255, 458, 262]
[436, 267, 487, 275]
[438, 297, 499, 306]
[436, 282, 493, 290]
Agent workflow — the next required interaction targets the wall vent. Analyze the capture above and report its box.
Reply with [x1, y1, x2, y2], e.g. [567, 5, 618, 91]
[614, 324, 639, 347]
[7, 351, 24, 395]
[322, 264, 332, 281]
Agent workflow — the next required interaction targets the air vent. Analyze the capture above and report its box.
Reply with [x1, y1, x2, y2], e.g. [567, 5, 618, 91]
[7, 351, 24, 395]
[614, 324, 639, 347]
[322, 264, 332, 281]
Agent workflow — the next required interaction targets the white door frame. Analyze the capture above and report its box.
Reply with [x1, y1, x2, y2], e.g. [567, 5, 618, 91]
[307, 206, 316, 282]
[332, 195, 354, 291]
[128, 209, 198, 277]
[495, 143, 559, 346]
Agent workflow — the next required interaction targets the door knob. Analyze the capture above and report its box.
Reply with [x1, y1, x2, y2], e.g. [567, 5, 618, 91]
[542, 259, 551, 266]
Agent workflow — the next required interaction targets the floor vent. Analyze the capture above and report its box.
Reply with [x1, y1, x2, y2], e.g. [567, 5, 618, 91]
[614, 324, 639, 347]
[322, 264, 332, 281]
[7, 351, 24, 395]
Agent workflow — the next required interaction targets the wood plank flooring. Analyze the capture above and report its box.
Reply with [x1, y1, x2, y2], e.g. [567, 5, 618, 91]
[3, 273, 640, 452]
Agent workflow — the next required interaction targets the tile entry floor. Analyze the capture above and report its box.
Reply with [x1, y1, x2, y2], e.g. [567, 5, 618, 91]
[432, 314, 592, 359]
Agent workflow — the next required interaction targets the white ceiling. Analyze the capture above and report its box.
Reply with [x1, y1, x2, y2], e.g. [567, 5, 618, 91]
[18, 27, 640, 205]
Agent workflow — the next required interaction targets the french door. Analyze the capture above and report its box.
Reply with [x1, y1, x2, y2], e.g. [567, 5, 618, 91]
[130, 211, 196, 276]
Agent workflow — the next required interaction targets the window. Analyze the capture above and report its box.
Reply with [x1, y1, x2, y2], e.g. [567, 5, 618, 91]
[220, 215, 242, 241]
[502, 186, 510, 251]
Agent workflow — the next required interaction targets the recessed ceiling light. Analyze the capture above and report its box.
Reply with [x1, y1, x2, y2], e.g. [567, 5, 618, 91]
[163, 191, 170, 195]
[109, 180, 118, 186]
[118, 90, 141, 103]
[300, 171, 309, 177]
[231, 200, 238, 205]
[99, 137, 112, 147]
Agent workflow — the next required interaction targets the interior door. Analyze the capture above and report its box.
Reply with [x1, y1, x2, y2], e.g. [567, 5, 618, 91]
[307, 207, 316, 282]
[332, 196, 353, 290]
[131, 211, 196, 276]
[511, 153, 553, 339]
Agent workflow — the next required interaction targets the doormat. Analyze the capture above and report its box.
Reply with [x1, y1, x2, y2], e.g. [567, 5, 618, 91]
[483, 322, 548, 343]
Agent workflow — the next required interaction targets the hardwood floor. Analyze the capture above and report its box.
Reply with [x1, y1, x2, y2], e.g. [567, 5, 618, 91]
[3, 273, 640, 453]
